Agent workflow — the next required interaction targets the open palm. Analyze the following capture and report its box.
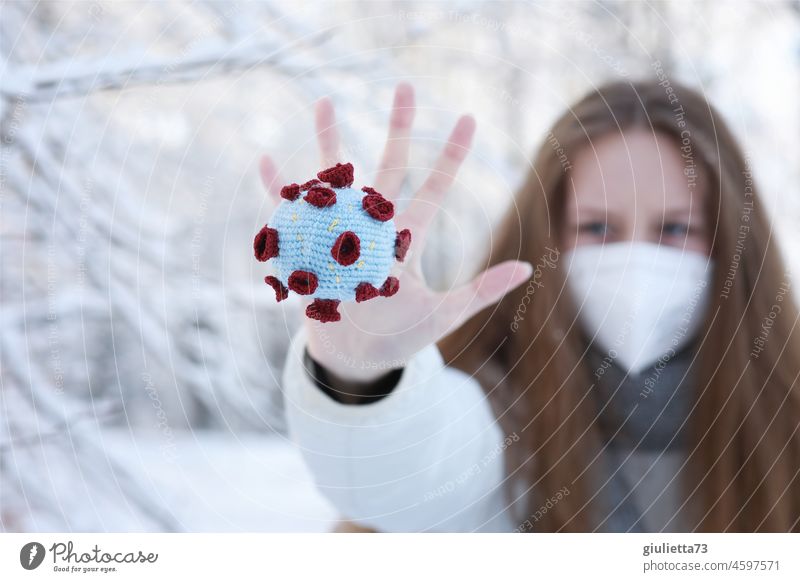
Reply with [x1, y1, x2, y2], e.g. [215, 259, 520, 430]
[259, 84, 532, 381]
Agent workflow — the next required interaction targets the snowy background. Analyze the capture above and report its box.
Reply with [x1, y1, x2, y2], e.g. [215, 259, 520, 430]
[1, 0, 798, 532]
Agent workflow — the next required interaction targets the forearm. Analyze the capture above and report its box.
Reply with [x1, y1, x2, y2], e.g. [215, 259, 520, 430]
[283, 328, 514, 532]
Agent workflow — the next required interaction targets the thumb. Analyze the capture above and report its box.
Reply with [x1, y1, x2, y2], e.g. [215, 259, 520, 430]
[259, 155, 284, 201]
[438, 260, 533, 334]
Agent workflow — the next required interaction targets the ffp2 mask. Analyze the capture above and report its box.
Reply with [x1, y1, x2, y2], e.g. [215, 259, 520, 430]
[564, 242, 713, 375]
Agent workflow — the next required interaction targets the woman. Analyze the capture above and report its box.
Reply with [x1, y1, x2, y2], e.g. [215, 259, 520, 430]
[259, 80, 800, 532]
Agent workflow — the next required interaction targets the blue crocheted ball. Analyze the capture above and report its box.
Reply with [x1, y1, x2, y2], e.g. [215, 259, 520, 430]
[254, 163, 411, 322]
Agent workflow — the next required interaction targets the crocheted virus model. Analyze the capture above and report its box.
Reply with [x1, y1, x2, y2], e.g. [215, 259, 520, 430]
[253, 162, 412, 323]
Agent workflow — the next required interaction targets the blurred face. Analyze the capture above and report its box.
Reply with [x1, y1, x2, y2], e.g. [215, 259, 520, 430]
[561, 128, 709, 255]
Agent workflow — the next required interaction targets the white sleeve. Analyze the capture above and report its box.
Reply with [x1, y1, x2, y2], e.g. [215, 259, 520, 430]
[282, 327, 517, 532]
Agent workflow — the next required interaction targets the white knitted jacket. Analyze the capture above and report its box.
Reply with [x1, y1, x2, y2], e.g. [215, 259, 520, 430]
[283, 327, 689, 532]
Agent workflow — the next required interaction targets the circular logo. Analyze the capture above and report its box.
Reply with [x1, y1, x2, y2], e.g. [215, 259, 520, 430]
[20, 542, 46, 570]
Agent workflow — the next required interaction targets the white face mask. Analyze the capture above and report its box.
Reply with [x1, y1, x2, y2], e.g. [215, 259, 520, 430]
[564, 242, 714, 375]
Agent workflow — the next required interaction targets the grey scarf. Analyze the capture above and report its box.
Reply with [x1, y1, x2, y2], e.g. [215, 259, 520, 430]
[589, 341, 696, 452]
[587, 341, 697, 531]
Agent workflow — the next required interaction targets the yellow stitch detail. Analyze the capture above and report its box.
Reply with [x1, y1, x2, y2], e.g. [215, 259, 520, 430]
[369, 241, 375, 250]
[296, 234, 303, 241]
[328, 263, 335, 271]
[335, 276, 341, 284]
[291, 213, 298, 222]
[357, 260, 365, 269]
[327, 218, 339, 232]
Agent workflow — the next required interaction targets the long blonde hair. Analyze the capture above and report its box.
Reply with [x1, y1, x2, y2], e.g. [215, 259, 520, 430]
[439, 80, 800, 532]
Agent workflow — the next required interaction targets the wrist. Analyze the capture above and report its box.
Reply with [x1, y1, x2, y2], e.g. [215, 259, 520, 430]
[303, 348, 402, 405]
[305, 329, 401, 383]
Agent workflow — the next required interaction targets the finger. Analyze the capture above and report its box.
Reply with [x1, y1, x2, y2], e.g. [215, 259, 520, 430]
[372, 83, 416, 198]
[399, 114, 476, 237]
[315, 97, 341, 167]
[436, 260, 533, 336]
[259, 155, 284, 201]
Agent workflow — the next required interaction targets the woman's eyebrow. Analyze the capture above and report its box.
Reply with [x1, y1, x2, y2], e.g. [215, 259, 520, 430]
[574, 206, 625, 220]
[662, 207, 702, 219]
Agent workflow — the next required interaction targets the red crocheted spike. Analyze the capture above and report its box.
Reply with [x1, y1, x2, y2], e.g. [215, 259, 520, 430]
[254, 225, 279, 261]
[288, 270, 319, 295]
[355, 282, 380, 302]
[280, 183, 301, 201]
[379, 276, 399, 297]
[264, 275, 289, 302]
[394, 229, 411, 262]
[361, 187, 394, 221]
[317, 162, 354, 188]
[306, 298, 341, 322]
[331, 231, 361, 266]
[304, 185, 337, 208]
[299, 178, 321, 191]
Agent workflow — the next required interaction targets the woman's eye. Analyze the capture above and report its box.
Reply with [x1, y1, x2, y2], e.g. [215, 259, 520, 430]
[662, 222, 690, 237]
[579, 222, 610, 237]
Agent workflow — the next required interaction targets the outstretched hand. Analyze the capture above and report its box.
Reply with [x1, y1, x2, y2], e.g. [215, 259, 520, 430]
[259, 83, 532, 381]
